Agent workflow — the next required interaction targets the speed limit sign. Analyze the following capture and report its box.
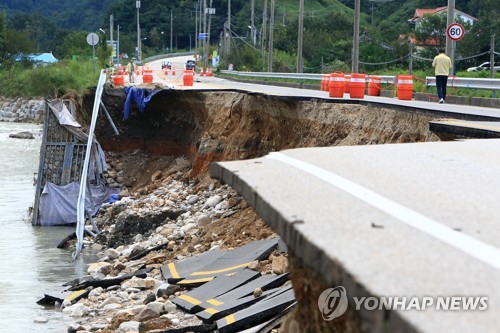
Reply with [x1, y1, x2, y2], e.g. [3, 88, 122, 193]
[447, 23, 465, 41]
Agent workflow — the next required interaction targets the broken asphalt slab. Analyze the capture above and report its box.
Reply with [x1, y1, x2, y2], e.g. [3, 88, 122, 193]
[216, 286, 295, 333]
[162, 238, 279, 286]
[172, 269, 261, 313]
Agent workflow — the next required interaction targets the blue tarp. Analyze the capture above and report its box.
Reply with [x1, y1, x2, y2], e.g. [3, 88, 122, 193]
[123, 87, 160, 120]
[31, 52, 58, 63]
[15, 52, 59, 63]
[38, 181, 120, 226]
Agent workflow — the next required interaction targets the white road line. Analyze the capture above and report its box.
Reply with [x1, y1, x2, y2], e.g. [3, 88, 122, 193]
[267, 151, 500, 270]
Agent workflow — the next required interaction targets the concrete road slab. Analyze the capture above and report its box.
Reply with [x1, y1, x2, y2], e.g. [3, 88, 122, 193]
[211, 139, 500, 333]
[430, 119, 500, 138]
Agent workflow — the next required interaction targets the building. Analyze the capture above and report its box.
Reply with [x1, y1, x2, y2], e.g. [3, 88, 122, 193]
[408, 6, 477, 29]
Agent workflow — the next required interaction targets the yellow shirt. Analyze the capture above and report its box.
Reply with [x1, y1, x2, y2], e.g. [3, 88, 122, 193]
[432, 53, 451, 76]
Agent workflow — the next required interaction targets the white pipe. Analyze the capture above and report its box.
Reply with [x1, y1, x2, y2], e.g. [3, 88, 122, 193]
[73, 70, 107, 260]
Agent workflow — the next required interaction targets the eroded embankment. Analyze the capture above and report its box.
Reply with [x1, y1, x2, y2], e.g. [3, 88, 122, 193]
[88, 86, 440, 178]
[81, 86, 442, 332]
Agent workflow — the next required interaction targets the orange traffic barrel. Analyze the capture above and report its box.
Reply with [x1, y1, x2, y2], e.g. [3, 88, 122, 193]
[368, 75, 381, 96]
[397, 75, 413, 100]
[172, 66, 176, 75]
[143, 73, 153, 83]
[329, 73, 345, 98]
[349, 73, 366, 99]
[207, 68, 213, 77]
[321, 74, 329, 91]
[113, 75, 124, 86]
[344, 74, 351, 93]
[183, 70, 194, 86]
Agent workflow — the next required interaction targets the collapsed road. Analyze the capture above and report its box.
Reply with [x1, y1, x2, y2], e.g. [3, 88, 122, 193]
[37, 81, 497, 333]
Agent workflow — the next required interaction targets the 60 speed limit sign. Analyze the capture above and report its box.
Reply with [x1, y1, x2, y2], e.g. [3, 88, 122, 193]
[447, 23, 465, 41]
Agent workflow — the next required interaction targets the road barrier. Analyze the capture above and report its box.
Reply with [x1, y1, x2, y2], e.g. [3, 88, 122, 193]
[113, 75, 124, 86]
[143, 68, 153, 83]
[368, 76, 382, 96]
[397, 75, 414, 100]
[329, 73, 345, 98]
[344, 74, 351, 94]
[350, 74, 366, 99]
[183, 70, 194, 86]
[220, 70, 499, 92]
[321, 75, 329, 91]
[426, 77, 500, 90]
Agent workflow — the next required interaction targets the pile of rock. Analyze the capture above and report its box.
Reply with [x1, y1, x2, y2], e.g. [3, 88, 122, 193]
[46, 169, 282, 332]
[0, 97, 45, 123]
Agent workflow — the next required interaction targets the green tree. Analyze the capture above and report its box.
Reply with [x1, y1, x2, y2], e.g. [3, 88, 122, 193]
[0, 11, 6, 56]
[60, 31, 94, 58]
[5, 29, 35, 55]
[414, 13, 447, 50]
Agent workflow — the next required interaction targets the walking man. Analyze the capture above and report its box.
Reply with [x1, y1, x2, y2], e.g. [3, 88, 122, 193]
[432, 49, 451, 103]
[127, 58, 136, 83]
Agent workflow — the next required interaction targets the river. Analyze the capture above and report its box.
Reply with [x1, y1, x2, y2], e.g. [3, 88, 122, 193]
[0, 122, 93, 332]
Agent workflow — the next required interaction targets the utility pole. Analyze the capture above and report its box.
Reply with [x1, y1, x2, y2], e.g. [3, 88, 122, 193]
[282, 5, 286, 27]
[491, 34, 496, 98]
[110, 14, 114, 64]
[136, 1, 141, 62]
[206, 0, 213, 68]
[251, 0, 256, 45]
[195, 1, 198, 50]
[446, 0, 455, 75]
[117, 25, 120, 64]
[170, 10, 173, 51]
[409, 42, 413, 75]
[352, 0, 360, 73]
[268, 0, 275, 72]
[297, 0, 304, 73]
[261, 0, 267, 71]
[199, 0, 202, 53]
[203, 0, 207, 66]
[227, 0, 231, 54]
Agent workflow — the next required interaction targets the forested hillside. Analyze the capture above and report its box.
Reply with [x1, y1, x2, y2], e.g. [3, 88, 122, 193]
[0, 0, 111, 30]
[0, 0, 498, 72]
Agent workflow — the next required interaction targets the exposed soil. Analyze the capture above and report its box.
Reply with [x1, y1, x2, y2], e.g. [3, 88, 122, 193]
[86, 85, 440, 177]
[79, 85, 445, 332]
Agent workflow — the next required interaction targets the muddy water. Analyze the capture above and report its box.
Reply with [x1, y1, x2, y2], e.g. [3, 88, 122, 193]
[0, 122, 94, 332]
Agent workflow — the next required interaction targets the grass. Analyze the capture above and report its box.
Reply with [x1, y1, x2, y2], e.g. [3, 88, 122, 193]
[0, 60, 102, 98]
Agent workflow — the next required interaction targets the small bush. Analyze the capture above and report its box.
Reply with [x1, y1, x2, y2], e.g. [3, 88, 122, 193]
[0, 60, 101, 98]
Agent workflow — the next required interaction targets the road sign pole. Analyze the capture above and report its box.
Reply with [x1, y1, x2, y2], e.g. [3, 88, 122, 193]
[87, 33, 99, 74]
[92, 45, 96, 74]
[446, 22, 465, 76]
[446, 0, 455, 74]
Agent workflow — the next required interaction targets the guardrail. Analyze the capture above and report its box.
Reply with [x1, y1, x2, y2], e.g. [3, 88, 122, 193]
[221, 71, 395, 84]
[220, 70, 500, 90]
[426, 77, 500, 90]
[143, 51, 196, 64]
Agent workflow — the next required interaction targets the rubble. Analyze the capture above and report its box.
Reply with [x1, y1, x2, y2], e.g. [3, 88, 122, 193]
[36, 153, 285, 332]
[0, 97, 45, 122]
